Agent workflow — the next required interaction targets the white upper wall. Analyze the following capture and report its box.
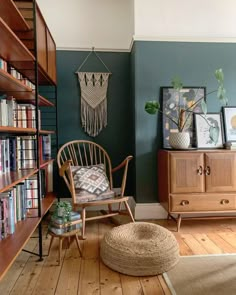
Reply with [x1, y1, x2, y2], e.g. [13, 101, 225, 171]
[37, 0, 236, 51]
[134, 0, 236, 41]
[37, 0, 134, 51]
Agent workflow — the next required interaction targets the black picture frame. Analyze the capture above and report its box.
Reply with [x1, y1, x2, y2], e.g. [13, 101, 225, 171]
[161, 86, 206, 148]
[194, 113, 224, 149]
[222, 106, 236, 143]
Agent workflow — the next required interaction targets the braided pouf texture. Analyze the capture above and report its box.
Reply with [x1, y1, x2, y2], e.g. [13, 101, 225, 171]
[100, 222, 180, 276]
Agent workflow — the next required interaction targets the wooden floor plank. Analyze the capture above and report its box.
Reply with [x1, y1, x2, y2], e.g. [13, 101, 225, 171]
[180, 233, 208, 254]
[173, 233, 194, 256]
[9, 235, 50, 295]
[31, 234, 66, 295]
[55, 239, 82, 295]
[207, 233, 236, 253]
[218, 232, 236, 249]
[100, 261, 123, 295]
[78, 258, 100, 295]
[157, 275, 172, 295]
[0, 235, 38, 294]
[194, 233, 223, 254]
[140, 276, 165, 295]
[82, 221, 99, 259]
[120, 274, 144, 295]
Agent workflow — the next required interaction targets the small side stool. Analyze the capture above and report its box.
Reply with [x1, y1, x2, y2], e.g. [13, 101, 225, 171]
[48, 228, 82, 265]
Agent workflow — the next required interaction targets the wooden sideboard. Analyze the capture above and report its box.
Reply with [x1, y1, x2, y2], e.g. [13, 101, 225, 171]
[158, 149, 236, 230]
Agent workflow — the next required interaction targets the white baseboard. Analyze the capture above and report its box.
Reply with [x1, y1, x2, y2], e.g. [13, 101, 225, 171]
[135, 203, 168, 220]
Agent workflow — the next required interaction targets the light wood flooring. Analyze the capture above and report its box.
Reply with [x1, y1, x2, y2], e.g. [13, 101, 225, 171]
[1, 216, 236, 295]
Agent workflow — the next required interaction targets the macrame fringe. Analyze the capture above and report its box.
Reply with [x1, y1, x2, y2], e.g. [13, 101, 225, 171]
[81, 99, 107, 137]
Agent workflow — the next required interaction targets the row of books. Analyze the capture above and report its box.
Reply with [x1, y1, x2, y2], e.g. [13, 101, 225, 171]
[0, 96, 39, 128]
[0, 168, 51, 240]
[0, 135, 51, 174]
[0, 58, 35, 90]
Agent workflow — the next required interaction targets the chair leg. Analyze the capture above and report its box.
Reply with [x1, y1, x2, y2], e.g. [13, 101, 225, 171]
[124, 200, 135, 222]
[48, 235, 54, 256]
[59, 237, 63, 266]
[108, 204, 112, 213]
[82, 207, 86, 240]
[75, 234, 83, 257]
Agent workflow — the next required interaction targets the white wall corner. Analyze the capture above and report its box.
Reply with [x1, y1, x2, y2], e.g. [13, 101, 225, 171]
[135, 203, 168, 220]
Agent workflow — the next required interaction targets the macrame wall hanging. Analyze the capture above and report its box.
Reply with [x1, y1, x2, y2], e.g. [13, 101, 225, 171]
[75, 48, 111, 137]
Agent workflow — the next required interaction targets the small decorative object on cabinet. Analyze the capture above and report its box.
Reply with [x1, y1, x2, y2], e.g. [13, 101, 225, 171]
[158, 149, 236, 231]
[145, 69, 227, 149]
[0, 0, 57, 281]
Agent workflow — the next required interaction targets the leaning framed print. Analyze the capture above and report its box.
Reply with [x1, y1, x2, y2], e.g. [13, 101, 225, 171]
[194, 113, 224, 148]
[222, 106, 236, 142]
[161, 87, 206, 148]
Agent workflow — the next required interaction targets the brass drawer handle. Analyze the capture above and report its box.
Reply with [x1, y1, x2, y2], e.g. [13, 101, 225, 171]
[197, 166, 203, 175]
[221, 199, 229, 205]
[180, 200, 190, 206]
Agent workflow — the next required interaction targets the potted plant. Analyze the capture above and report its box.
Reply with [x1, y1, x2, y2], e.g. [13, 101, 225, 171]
[145, 69, 228, 149]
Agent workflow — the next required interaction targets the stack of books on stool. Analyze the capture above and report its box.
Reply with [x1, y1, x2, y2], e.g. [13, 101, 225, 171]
[49, 211, 82, 235]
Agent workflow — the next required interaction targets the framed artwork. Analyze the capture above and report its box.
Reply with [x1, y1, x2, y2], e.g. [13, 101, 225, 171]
[161, 87, 206, 148]
[222, 106, 236, 142]
[194, 113, 224, 148]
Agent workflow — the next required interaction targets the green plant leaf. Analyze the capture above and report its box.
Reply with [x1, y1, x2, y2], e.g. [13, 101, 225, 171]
[215, 68, 224, 83]
[145, 101, 160, 114]
[171, 76, 183, 90]
[209, 126, 219, 145]
[201, 100, 207, 114]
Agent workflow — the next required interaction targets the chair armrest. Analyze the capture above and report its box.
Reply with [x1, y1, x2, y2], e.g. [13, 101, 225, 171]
[112, 155, 133, 173]
[112, 155, 133, 196]
[59, 160, 72, 177]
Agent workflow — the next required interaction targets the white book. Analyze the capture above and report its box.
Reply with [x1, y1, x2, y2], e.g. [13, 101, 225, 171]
[7, 97, 17, 127]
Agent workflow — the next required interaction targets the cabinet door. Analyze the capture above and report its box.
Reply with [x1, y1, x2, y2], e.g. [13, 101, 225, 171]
[170, 152, 205, 193]
[46, 29, 57, 83]
[205, 152, 236, 192]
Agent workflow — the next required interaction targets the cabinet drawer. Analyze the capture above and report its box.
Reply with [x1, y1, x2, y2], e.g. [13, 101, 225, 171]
[170, 194, 236, 212]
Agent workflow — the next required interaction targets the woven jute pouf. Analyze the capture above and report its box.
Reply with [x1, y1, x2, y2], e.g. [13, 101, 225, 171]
[100, 222, 179, 276]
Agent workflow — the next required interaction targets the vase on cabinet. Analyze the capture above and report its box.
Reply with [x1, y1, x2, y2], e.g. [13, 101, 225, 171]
[169, 131, 190, 149]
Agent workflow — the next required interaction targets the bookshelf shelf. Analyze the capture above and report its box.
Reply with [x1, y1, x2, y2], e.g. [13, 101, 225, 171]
[0, 0, 30, 31]
[0, 169, 37, 193]
[0, 126, 55, 134]
[0, 192, 55, 281]
[0, 69, 54, 106]
[0, 17, 35, 63]
[40, 159, 54, 169]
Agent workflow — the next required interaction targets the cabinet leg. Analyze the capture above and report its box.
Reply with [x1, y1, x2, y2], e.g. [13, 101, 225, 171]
[177, 214, 182, 232]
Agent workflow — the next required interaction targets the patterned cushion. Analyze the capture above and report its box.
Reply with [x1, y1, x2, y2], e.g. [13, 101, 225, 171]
[70, 164, 115, 203]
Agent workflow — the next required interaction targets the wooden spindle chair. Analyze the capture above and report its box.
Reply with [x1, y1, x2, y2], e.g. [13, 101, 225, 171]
[57, 140, 135, 239]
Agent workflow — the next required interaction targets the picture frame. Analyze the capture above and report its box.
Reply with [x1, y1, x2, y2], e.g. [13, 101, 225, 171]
[194, 113, 224, 148]
[161, 87, 206, 148]
[222, 106, 236, 142]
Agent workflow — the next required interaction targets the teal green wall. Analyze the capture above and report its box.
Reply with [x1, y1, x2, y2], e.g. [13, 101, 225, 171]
[133, 41, 236, 203]
[56, 42, 236, 203]
[56, 50, 134, 196]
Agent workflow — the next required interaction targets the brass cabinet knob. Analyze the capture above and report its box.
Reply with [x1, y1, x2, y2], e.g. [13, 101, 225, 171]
[180, 200, 190, 206]
[204, 166, 211, 175]
[220, 199, 229, 205]
[197, 166, 203, 175]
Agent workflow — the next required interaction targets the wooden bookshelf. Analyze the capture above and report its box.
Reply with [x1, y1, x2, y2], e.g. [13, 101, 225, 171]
[0, 0, 57, 282]
[0, 0, 30, 31]
[0, 69, 54, 106]
[0, 193, 55, 281]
